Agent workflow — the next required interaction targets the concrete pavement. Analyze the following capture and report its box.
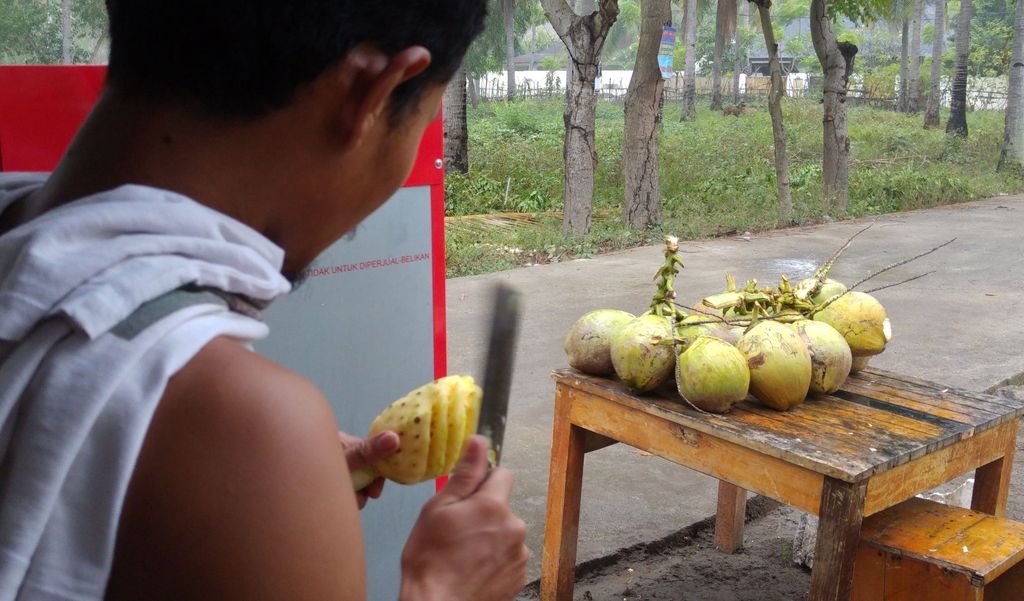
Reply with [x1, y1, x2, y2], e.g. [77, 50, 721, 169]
[444, 196, 1024, 581]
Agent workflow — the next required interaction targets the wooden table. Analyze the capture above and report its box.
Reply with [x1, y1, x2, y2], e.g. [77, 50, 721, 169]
[541, 367, 1024, 601]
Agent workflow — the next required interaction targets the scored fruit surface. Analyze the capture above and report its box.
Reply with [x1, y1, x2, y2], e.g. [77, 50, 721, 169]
[367, 375, 481, 484]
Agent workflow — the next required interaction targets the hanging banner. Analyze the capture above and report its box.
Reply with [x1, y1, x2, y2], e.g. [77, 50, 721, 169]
[659, 26, 677, 80]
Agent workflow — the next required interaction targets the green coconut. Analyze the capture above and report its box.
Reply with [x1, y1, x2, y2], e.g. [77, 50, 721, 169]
[813, 291, 891, 357]
[564, 309, 637, 375]
[793, 320, 852, 395]
[736, 320, 812, 411]
[675, 336, 750, 413]
[796, 277, 848, 305]
[850, 356, 870, 375]
[610, 314, 676, 393]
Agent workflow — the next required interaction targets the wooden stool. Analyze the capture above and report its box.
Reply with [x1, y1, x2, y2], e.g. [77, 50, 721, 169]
[853, 497, 1024, 600]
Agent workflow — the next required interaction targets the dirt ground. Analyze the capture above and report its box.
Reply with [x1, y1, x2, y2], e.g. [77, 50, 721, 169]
[517, 386, 1024, 601]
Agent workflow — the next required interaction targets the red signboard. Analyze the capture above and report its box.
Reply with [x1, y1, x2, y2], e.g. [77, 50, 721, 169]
[0, 63, 447, 398]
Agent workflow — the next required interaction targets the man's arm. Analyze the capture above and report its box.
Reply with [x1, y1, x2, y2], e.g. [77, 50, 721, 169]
[107, 337, 367, 600]
[105, 337, 529, 601]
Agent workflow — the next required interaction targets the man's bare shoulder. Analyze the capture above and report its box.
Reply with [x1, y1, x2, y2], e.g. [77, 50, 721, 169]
[106, 337, 366, 601]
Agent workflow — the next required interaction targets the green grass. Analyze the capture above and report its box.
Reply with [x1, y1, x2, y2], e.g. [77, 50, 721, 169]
[445, 99, 1023, 278]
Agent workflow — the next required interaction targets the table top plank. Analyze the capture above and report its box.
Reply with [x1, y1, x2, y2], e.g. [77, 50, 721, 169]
[552, 366, 1024, 483]
[862, 369, 1024, 416]
[840, 377, 998, 426]
[729, 402, 927, 464]
[560, 373, 869, 480]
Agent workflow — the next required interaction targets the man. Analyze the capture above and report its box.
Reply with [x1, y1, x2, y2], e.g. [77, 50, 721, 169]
[0, 2, 528, 600]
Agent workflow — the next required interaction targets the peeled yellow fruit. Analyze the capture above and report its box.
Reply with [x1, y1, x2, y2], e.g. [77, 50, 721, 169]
[793, 320, 852, 395]
[352, 375, 481, 489]
[813, 291, 891, 357]
[736, 320, 812, 411]
[675, 336, 750, 413]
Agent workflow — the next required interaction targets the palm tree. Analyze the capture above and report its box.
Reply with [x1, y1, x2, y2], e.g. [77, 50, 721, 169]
[711, 0, 738, 110]
[923, 0, 946, 127]
[946, 0, 972, 136]
[442, 66, 470, 175]
[999, 0, 1024, 169]
[502, 0, 516, 100]
[680, 0, 698, 120]
[906, 0, 924, 112]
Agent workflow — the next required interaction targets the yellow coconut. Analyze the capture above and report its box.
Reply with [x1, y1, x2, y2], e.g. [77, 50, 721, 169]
[813, 291, 891, 357]
[675, 336, 750, 413]
[793, 320, 852, 395]
[610, 314, 676, 393]
[564, 309, 636, 375]
[850, 355, 870, 375]
[736, 320, 812, 411]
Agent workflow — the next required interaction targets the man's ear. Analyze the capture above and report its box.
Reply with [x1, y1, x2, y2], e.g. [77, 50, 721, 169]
[326, 45, 432, 150]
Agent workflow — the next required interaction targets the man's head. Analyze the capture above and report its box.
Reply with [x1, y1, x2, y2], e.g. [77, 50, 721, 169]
[105, 1, 484, 121]
[99, 1, 485, 275]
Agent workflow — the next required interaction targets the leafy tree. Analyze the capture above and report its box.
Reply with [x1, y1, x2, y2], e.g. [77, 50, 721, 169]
[0, 0, 108, 64]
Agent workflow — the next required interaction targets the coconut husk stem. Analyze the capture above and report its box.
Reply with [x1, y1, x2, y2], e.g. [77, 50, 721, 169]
[650, 235, 687, 321]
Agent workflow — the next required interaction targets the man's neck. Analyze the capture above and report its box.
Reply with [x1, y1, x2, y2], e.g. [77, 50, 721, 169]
[26, 90, 358, 276]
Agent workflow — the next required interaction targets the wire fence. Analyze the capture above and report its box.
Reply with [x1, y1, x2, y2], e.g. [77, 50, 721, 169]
[472, 76, 1010, 112]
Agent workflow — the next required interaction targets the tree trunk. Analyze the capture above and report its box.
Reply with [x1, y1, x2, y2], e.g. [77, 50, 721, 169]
[753, 0, 792, 222]
[443, 65, 470, 175]
[924, 0, 946, 127]
[680, 0, 698, 120]
[503, 0, 517, 101]
[530, 26, 538, 70]
[812, 0, 857, 213]
[999, 0, 1024, 170]
[542, 0, 620, 235]
[946, 0, 973, 136]
[734, 0, 746, 104]
[711, 0, 734, 110]
[61, 0, 73, 64]
[468, 76, 480, 108]
[907, 0, 924, 112]
[624, 0, 671, 229]
[898, 20, 909, 112]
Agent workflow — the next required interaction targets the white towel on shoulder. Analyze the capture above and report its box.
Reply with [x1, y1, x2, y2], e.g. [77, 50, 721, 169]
[0, 174, 291, 600]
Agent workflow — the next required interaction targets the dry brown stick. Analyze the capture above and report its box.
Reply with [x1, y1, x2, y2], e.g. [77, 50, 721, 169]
[809, 238, 956, 316]
[816, 222, 875, 279]
[862, 271, 936, 294]
[848, 238, 955, 291]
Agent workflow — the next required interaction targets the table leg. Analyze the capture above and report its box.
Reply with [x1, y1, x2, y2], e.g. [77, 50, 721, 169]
[540, 386, 586, 601]
[808, 477, 868, 601]
[971, 419, 1019, 516]
[714, 481, 747, 553]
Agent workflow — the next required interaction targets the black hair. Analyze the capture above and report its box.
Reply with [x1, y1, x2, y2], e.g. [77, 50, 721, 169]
[105, 1, 486, 119]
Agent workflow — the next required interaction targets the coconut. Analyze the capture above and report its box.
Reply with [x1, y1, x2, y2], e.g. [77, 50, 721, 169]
[736, 320, 812, 411]
[610, 314, 676, 393]
[796, 277, 848, 305]
[675, 336, 750, 413]
[564, 309, 636, 375]
[813, 291, 891, 357]
[850, 356, 870, 375]
[793, 320, 852, 395]
[675, 314, 737, 347]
